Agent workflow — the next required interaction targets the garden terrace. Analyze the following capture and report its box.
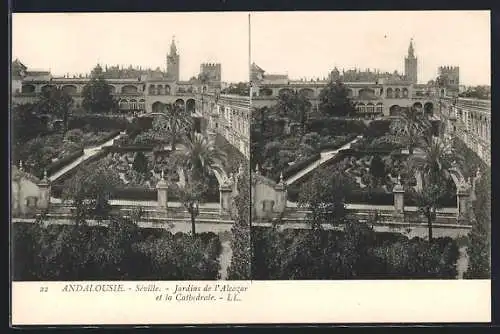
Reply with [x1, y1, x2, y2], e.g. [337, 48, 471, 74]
[51, 150, 221, 203]
[286, 148, 457, 208]
[13, 128, 121, 179]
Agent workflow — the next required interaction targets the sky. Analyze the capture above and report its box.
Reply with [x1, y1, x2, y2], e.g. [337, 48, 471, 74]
[12, 11, 490, 86]
[251, 11, 491, 86]
[12, 12, 249, 82]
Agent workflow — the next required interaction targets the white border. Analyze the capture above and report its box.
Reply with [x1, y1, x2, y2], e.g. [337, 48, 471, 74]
[12, 280, 491, 325]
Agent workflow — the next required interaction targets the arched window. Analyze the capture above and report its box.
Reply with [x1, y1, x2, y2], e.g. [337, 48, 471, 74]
[402, 88, 408, 97]
[130, 99, 138, 110]
[386, 88, 393, 98]
[394, 88, 401, 98]
[148, 85, 156, 95]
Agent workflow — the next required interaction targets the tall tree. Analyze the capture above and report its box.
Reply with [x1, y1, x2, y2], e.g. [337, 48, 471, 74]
[151, 103, 192, 151]
[63, 161, 121, 223]
[38, 87, 74, 134]
[383, 107, 431, 155]
[82, 65, 116, 114]
[275, 90, 311, 136]
[227, 164, 251, 279]
[318, 80, 356, 117]
[298, 161, 355, 228]
[176, 180, 208, 235]
[410, 136, 459, 242]
[464, 168, 491, 278]
[132, 151, 149, 175]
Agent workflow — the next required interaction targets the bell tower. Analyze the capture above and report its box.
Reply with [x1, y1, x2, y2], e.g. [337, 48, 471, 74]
[166, 36, 180, 81]
[404, 38, 418, 83]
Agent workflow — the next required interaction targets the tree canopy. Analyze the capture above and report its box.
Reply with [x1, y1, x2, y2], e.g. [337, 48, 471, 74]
[82, 65, 117, 113]
[318, 80, 356, 117]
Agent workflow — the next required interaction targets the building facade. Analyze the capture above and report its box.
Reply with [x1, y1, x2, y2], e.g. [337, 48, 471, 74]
[11, 38, 250, 159]
[250, 39, 463, 118]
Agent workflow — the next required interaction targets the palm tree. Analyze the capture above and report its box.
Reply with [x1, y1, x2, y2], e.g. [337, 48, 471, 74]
[151, 103, 192, 151]
[409, 136, 463, 242]
[171, 132, 227, 235]
[385, 107, 431, 155]
[175, 132, 228, 183]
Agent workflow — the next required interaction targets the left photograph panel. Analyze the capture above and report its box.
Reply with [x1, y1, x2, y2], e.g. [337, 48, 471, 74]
[11, 12, 251, 281]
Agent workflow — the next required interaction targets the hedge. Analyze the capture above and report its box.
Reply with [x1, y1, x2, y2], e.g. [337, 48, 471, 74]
[319, 134, 358, 151]
[346, 190, 395, 206]
[50, 149, 111, 190]
[282, 153, 321, 180]
[68, 115, 130, 131]
[364, 119, 391, 137]
[104, 145, 155, 153]
[306, 118, 367, 135]
[90, 129, 121, 146]
[404, 191, 457, 208]
[46, 149, 84, 177]
[111, 187, 158, 201]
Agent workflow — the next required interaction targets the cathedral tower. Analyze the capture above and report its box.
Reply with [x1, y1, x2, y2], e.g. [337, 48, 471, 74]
[166, 36, 180, 81]
[404, 38, 418, 83]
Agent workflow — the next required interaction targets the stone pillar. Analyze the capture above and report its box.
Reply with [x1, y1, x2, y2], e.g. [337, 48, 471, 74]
[393, 175, 405, 221]
[274, 173, 287, 214]
[219, 181, 233, 214]
[37, 170, 51, 210]
[156, 171, 168, 209]
[456, 182, 469, 224]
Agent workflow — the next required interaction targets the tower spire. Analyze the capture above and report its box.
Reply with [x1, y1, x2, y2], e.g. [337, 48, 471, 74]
[170, 35, 177, 55]
[408, 38, 415, 58]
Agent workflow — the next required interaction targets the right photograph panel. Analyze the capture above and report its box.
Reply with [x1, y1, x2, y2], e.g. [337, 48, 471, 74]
[249, 11, 491, 280]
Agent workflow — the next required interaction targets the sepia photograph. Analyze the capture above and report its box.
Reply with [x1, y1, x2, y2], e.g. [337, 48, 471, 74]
[11, 12, 251, 282]
[249, 11, 491, 280]
[10, 9, 492, 326]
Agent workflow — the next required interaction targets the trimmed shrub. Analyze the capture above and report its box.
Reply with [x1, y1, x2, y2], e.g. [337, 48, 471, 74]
[346, 190, 394, 206]
[106, 145, 155, 153]
[111, 187, 158, 201]
[319, 134, 358, 151]
[282, 153, 321, 180]
[46, 149, 84, 177]
[68, 115, 130, 131]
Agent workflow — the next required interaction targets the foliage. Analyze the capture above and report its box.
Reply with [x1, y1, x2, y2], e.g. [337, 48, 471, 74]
[318, 80, 356, 117]
[81, 65, 117, 113]
[227, 163, 251, 279]
[38, 86, 74, 133]
[68, 115, 130, 131]
[251, 224, 460, 280]
[275, 90, 312, 135]
[172, 132, 227, 183]
[369, 155, 386, 185]
[63, 160, 121, 222]
[383, 107, 431, 154]
[464, 168, 491, 278]
[372, 237, 459, 278]
[176, 179, 209, 235]
[298, 161, 355, 227]
[132, 151, 149, 174]
[11, 103, 50, 145]
[221, 82, 249, 96]
[12, 221, 222, 281]
[151, 103, 192, 151]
